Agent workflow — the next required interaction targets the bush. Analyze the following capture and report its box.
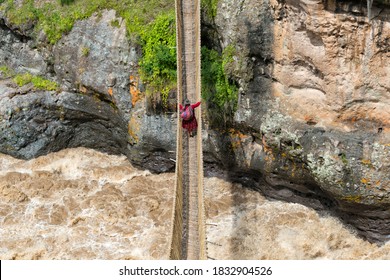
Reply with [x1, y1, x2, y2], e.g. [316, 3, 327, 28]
[13, 73, 33, 87]
[2, 0, 174, 45]
[31, 76, 59, 91]
[81, 46, 90, 57]
[110, 19, 120, 28]
[4, 0, 39, 26]
[201, 0, 219, 19]
[139, 12, 176, 107]
[201, 46, 238, 127]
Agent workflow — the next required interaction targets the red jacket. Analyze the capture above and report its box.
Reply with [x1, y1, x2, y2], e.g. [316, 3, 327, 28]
[179, 101, 201, 132]
[179, 101, 201, 111]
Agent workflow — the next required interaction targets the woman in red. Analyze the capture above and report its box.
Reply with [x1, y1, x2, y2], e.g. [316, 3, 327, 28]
[179, 99, 201, 137]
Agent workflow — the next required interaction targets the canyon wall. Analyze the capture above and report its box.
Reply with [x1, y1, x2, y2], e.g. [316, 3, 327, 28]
[1, 0, 390, 242]
[202, 0, 390, 242]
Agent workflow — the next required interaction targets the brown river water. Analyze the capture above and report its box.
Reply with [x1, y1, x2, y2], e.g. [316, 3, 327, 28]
[1, 147, 390, 259]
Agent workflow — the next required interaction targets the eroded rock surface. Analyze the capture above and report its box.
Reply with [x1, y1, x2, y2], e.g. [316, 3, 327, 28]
[202, 0, 390, 242]
[0, 20, 48, 76]
[53, 10, 138, 121]
[0, 9, 134, 160]
[0, 80, 128, 159]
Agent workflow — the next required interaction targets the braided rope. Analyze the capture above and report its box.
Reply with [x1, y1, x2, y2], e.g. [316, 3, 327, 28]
[169, 0, 207, 260]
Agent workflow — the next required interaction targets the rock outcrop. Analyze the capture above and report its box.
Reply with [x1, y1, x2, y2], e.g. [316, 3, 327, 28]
[0, 9, 132, 160]
[53, 10, 137, 121]
[201, 0, 390, 242]
[0, 80, 128, 159]
[127, 99, 177, 173]
[0, 19, 48, 76]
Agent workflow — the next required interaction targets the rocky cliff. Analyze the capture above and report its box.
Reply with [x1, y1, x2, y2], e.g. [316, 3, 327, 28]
[202, 0, 390, 242]
[1, 0, 390, 243]
[0, 9, 131, 159]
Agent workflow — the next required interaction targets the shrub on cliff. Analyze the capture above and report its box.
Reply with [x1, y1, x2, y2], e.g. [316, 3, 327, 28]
[0, 0, 174, 44]
[13, 73, 59, 91]
[138, 12, 176, 108]
[201, 46, 238, 128]
[201, 0, 218, 19]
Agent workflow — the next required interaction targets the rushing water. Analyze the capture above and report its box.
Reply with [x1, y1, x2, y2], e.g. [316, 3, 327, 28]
[1, 148, 390, 260]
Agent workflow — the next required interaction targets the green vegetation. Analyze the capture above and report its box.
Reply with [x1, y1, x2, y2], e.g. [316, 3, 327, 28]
[60, 0, 75, 5]
[339, 153, 348, 165]
[81, 46, 90, 57]
[1, 0, 174, 44]
[0, 0, 176, 105]
[0, 65, 13, 78]
[13, 73, 59, 91]
[110, 19, 120, 28]
[2, 0, 38, 27]
[13, 73, 32, 86]
[201, 0, 219, 19]
[201, 46, 238, 127]
[138, 12, 176, 107]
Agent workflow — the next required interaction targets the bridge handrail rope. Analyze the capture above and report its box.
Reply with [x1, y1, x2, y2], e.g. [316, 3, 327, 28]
[169, 0, 207, 260]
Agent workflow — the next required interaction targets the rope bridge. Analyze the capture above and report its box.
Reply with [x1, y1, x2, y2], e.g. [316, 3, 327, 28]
[168, 0, 207, 260]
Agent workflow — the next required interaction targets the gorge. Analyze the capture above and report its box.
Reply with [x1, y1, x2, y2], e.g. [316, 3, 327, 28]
[0, 0, 390, 257]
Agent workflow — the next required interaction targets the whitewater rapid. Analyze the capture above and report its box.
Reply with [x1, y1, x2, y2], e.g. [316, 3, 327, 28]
[1, 148, 389, 259]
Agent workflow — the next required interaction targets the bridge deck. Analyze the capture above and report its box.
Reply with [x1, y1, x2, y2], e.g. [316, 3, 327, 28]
[169, 0, 206, 260]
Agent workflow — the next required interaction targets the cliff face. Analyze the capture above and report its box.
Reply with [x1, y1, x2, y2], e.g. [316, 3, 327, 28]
[226, 0, 390, 132]
[1, 1, 390, 242]
[202, 0, 390, 242]
[0, 9, 130, 159]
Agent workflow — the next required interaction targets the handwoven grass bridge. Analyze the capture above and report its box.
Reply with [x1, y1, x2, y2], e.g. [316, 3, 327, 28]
[169, 0, 207, 260]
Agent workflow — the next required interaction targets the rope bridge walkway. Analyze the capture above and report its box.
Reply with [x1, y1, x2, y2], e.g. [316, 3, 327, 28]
[168, 0, 207, 260]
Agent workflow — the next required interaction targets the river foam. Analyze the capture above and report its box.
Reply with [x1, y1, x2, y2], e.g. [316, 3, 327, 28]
[1, 148, 389, 259]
